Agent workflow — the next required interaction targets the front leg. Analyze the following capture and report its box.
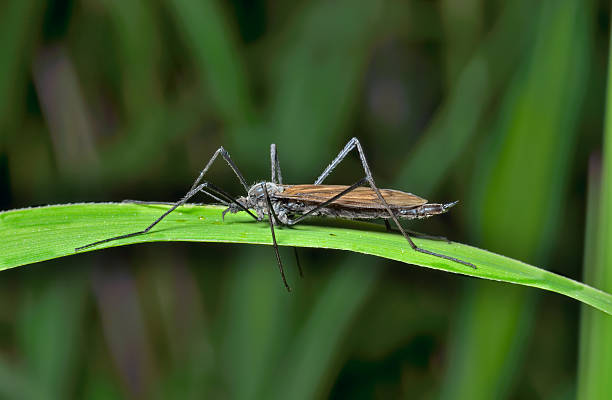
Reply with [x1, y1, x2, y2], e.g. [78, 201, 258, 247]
[75, 146, 257, 251]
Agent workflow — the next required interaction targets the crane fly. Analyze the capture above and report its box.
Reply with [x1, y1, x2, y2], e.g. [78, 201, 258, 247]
[76, 137, 476, 291]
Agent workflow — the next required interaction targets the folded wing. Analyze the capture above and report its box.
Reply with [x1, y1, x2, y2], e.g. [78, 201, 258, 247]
[276, 185, 428, 209]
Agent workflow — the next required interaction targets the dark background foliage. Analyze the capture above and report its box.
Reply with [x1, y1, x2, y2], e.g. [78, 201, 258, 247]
[0, 0, 610, 398]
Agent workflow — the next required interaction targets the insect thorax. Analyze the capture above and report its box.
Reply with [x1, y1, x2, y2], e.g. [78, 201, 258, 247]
[243, 182, 281, 215]
[246, 182, 283, 202]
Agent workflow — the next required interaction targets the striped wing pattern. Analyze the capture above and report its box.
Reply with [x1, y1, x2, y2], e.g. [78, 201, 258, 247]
[276, 185, 428, 209]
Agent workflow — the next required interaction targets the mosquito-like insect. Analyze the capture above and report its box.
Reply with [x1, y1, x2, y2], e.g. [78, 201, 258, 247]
[76, 137, 475, 291]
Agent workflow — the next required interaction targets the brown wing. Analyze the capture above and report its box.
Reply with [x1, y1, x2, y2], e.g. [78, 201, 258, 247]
[275, 184, 428, 209]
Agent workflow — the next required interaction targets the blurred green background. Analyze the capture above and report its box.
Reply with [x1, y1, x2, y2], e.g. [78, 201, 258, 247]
[1, 0, 611, 398]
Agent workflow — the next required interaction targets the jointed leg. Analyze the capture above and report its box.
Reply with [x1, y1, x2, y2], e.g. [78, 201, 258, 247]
[270, 144, 283, 184]
[123, 200, 190, 206]
[200, 181, 258, 220]
[315, 138, 363, 184]
[124, 186, 232, 208]
[77, 181, 213, 251]
[316, 138, 476, 269]
[76, 147, 255, 252]
[76, 181, 257, 251]
[198, 188, 231, 206]
[384, 220, 450, 242]
[189, 146, 250, 193]
[124, 147, 250, 209]
[271, 145, 308, 279]
[293, 248, 303, 278]
[261, 183, 291, 291]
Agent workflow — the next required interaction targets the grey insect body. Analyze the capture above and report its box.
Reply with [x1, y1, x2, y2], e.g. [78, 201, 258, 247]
[276, 196, 457, 220]
[234, 182, 457, 223]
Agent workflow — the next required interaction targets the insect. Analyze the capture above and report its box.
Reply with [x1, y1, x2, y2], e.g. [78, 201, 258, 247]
[76, 137, 475, 291]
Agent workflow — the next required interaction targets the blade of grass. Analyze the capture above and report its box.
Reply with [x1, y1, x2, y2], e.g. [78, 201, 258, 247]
[576, 13, 612, 397]
[104, 0, 160, 118]
[94, 95, 202, 186]
[577, 155, 603, 399]
[17, 268, 88, 400]
[270, 261, 378, 400]
[221, 248, 289, 400]
[441, 0, 590, 398]
[0, 0, 45, 139]
[440, 0, 483, 87]
[0, 358, 44, 400]
[163, 0, 254, 129]
[395, 0, 534, 195]
[265, 0, 383, 178]
[146, 260, 214, 398]
[1, 203, 611, 315]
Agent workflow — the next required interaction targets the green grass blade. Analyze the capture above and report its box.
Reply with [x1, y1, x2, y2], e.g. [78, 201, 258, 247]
[0, 357, 44, 400]
[1, 203, 612, 315]
[577, 9, 612, 397]
[266, 0, 383, 177]
[271, 261, 378, 400]
[104, 0, 160, 118]
[164, 0, 254, 126]
[222, 249, 288, 400]
[396, 0, 533, 195]
[0, 0, 45, 137]
[17, 271, 88, 400]
[577, 157, 604, 399]
[442, 0, 590, 398]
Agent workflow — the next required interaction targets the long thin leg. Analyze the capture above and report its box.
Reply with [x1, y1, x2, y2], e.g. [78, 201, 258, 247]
[123, 145, 250, 207]
[76, 182, 208, 251]
[123, 186, 231, 207]
[123, 200, 195, 205]
[315, 138, 361, 184]
[75, 180, 257, 251]
[261, 183, 291, 291]
[315, 138, 476, 269]
[271, 144, 309, 278]
[384, 220, 450, 242]
[198, 188, 231, 206]
[200, 181, 258, 220]
[123, 188, 232, 207]
[293, 248, 303, 278]
[270, 144, 283, 184]
[190, 146, 250, 193]
[75, 147, 256, 251]
[268, 150, 304, 279]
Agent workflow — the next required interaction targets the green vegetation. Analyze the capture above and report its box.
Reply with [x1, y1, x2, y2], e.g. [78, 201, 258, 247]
[3, 203, 612, 316]
[1, 0, 610, 398]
